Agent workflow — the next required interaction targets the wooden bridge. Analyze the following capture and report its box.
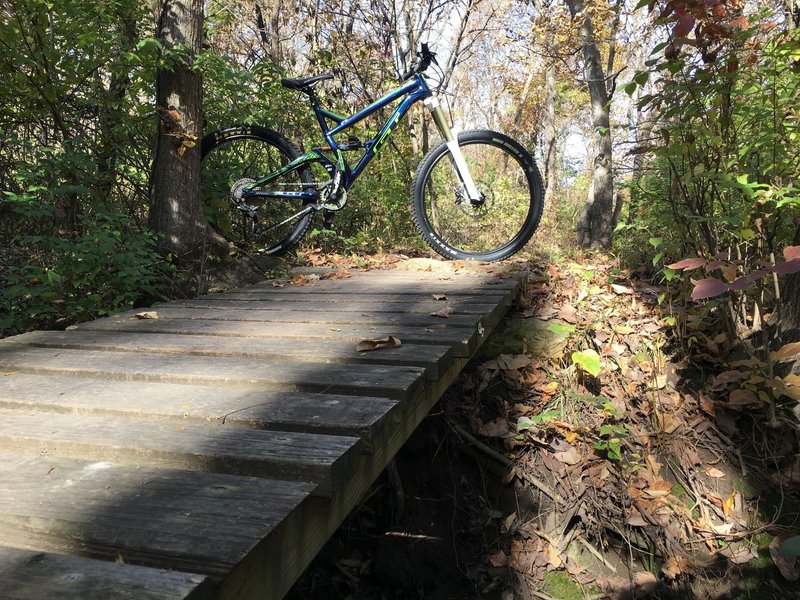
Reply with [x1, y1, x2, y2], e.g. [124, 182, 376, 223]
[0, 262, 526, 599]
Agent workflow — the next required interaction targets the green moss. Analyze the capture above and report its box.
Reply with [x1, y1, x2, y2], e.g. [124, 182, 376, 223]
[541, 571, 584, 600]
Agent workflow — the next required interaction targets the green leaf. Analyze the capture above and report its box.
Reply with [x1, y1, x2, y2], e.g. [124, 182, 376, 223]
[572, 349, 602, 377]
[649, 237, 663, 249]
[547, 323, 577, 334]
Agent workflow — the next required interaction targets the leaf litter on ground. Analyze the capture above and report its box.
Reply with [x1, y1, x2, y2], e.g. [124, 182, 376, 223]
[449, 254, 800, 598]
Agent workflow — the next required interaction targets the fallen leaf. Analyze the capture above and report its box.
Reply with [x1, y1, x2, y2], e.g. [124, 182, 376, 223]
[553, 445, 582, 466]
[611, 283, 634, 294]
[488, 549, 508, 567]
[770, 535, 800, 582]
[270, 280, 285, 288]
[496, 354, 533, 371]
[558, 304, 579, 324]
[478, 417, 509, 438]
[539, 381, 559, 395]
[627, 511, 649, 527]
[134, 311, 158, 320]
[432, 294, 447, 301]
[719, 542, 757, 565]
[643, 479, 673, 498]
[661, 555, 689, 580]
[430, 306, 454, 318]
[772, 342, 800, 362]
[728, 388, 759, 407]
[704, 466, 726, 478]
[356, 336, 401, 352]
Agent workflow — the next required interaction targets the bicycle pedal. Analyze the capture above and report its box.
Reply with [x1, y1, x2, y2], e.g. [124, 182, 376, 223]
[322, 211, 336, 229]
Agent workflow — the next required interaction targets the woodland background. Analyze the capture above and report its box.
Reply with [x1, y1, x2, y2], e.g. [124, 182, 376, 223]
[0, 0, 798, 335]
[2, 1, 800, 597]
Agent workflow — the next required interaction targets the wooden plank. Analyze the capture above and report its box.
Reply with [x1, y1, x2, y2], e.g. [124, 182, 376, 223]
[0, 373, 399, 446]
[71, 317, 480, 356]
[263, 270, 525, 294]
[104, 306, 482, 328]
[0, 452, 313, 577]
[0, 546, 211, 600]
[172, 294, 505, 312]
[0, 346, 425, 402]
[167, 298, 507, 330]
[0, 408, 360, 496]
[13, 330, 453, 381]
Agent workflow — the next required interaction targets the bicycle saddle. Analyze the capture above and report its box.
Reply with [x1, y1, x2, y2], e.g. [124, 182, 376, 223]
[281, 74, 333, 91]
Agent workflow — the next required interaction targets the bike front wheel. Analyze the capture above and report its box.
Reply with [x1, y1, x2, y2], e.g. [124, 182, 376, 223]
[201, 125, 316, 256]
[411, 130, 544, 262]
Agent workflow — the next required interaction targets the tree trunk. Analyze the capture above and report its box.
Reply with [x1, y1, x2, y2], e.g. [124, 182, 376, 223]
[542, 59, 557, 211]
[149, 0, 206, 257]
[565, 0, 614, 249]
[786, 0, 799, 29]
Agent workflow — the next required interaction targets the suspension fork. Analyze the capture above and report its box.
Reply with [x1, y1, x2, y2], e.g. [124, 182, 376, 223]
[424, 97, 482, 202]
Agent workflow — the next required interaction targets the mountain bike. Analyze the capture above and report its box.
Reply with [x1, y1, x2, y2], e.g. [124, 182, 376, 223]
[201, 45, 544, 262]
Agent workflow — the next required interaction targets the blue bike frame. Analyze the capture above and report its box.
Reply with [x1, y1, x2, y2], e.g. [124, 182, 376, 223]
[243, 75, 434, 202]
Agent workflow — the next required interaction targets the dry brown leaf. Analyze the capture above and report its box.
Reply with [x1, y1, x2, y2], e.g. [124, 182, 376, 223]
[539, 381, 559, 395]
[432, 293, 447, 301]
[610, 283, 634, 294]
[643, 479, 673, 498]
[430, 306, 454, 318]
[496, 354, 533, 371]
[478, 417, 509, 438]
[772, 342, 800, 362]
[728, 388, 759, 407]
[699, 391, 715, 415]
[558, 304, 579, 324]
[270, 280, 285, 288]
[627, 511, 649, 527]
[355, 336, 401, 352]
[719, 542, 757, 565]
[488, 549, 508, 568]
[661, 555, 689, 580]
[541, 451, 565, 473]
[134, 311, 158, 320]
[320, 267, 352, 280]
[553, 445, 582, 466]
[704, 466, 726, 478]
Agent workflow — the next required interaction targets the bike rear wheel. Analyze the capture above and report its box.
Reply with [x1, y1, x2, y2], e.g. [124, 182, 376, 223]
[201, 125, 316, 256]
[411, 130, 544, 262]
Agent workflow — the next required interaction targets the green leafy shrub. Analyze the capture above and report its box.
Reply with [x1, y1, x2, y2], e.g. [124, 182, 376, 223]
[1, 212, 171, 335]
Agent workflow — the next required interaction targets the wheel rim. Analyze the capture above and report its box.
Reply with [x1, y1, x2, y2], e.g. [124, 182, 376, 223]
[421, 140, 533, 257]
[202, 136, 312, 254]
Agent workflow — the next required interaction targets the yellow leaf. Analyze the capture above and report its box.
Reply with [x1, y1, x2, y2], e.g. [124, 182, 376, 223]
[134, 311, 158, 320]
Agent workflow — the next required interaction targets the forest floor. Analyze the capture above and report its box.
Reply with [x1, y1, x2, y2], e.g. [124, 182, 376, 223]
[283, 247, 800, 600]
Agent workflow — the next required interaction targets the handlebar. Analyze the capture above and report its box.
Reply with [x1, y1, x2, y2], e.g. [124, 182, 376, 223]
[400, 43, 437, 82]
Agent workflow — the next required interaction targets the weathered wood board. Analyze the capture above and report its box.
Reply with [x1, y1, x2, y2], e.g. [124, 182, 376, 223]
[0, 546, 211, 600]
[0, 266, 526, 599]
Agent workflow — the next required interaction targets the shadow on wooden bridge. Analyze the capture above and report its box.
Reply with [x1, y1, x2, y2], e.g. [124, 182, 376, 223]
[0, 264, 526, 599]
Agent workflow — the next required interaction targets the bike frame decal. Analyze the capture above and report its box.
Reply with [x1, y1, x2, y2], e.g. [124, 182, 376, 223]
[243, 75, 433, 200]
